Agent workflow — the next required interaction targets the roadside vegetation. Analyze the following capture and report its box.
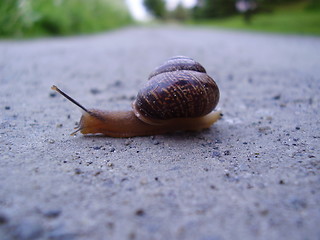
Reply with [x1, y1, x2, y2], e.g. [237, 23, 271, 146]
[192, 1, 320, 35]
[0, 0, 132, 38]
[1, 0, 319, 38]
[144, 0, 320, 36]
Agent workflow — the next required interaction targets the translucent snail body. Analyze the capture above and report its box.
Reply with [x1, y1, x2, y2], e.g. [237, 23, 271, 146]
[51, 56, 221, 138]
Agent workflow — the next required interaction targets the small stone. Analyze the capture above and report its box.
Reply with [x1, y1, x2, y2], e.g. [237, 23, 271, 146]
[44, 210, 61, 218]
[258, 126, 271, 134]
[90, 88, 101, 95]
[121, 177, 128, 182]
[0, 213, 8, 224]
[139, 180, 148, 186]
[247, 184, 253, 189]
[49, 92, 57, 98]
[74, 168, 82, 175]
[93, 146, 102, 150]
[224, 150, 231, 155]
[152, 139, 160, 145]
[135, 209, 145, 216]
[109, 147, 116, 152]
[124, 139, 132, 146]
[260, 209, 269, 216]
[113, 80, 122, 87]
[273, 94, 281, 100]
[5, 106, 10, 110]
[46, 139, 55, 144]
[266, 116, 273, 121]
[280, 103, 287, 108]
[279, 180, 285, 185]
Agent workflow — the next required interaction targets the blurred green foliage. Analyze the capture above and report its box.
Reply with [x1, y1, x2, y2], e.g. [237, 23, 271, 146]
[169, 3, 191, 21]
[190, 0, 320, 35]
[193, 0, 237, 19]
[0, 0, 132, 38]
[192, 0, 316, 20]
[306, 0, 320, 10]
[143, 0, 166, 19]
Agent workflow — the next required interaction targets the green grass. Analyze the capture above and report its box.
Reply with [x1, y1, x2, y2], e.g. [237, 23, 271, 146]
[0, 0, 132, 38]
[191, 1, 320, 36]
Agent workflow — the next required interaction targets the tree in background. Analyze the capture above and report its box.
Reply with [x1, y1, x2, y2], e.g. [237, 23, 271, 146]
[143, 0, 166, 19]
[170, 3, 190, 21]
[193, 0, 237, 19]
[192, 0, 308, 20]
[235, 0, 258, 24]
[0, 0, 132, 37]
[307, 0, 320, 10]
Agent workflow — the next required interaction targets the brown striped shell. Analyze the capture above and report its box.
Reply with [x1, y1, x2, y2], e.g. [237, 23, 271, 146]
[132, 56, 220, 125]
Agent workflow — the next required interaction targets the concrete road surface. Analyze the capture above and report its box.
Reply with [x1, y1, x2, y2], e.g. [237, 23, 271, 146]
[0, 26, 320, 240]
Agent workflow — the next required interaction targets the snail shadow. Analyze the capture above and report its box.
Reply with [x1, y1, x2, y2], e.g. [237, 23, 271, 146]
[162, 127, 221, 141]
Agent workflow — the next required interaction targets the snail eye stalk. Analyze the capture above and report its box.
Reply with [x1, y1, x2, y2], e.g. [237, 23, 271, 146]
[51, 85, 89, 113]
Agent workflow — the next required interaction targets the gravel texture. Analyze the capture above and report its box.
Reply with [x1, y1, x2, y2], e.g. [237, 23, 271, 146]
[0, 26, 320, 240]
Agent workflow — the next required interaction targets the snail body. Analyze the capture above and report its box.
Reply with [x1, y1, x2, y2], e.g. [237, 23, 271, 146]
[76, 110, 221, 137]
[52, 56, 221, 137]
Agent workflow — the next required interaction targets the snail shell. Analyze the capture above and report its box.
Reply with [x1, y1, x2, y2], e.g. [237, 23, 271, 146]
[133, 56, 220, 124]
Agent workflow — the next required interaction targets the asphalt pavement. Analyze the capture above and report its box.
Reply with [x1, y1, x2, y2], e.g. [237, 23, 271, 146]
[0, 26, 320, 240]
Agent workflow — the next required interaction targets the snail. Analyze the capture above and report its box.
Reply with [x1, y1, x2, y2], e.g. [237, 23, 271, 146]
[51, 56, 221, 137]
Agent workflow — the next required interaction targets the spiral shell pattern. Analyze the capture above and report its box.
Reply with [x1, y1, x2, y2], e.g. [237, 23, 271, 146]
[148, 56, 206, 79]
[133, 56, 219, 123]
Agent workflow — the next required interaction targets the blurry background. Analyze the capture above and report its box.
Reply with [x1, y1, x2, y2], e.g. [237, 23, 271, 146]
[0, 0, 319, 37]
